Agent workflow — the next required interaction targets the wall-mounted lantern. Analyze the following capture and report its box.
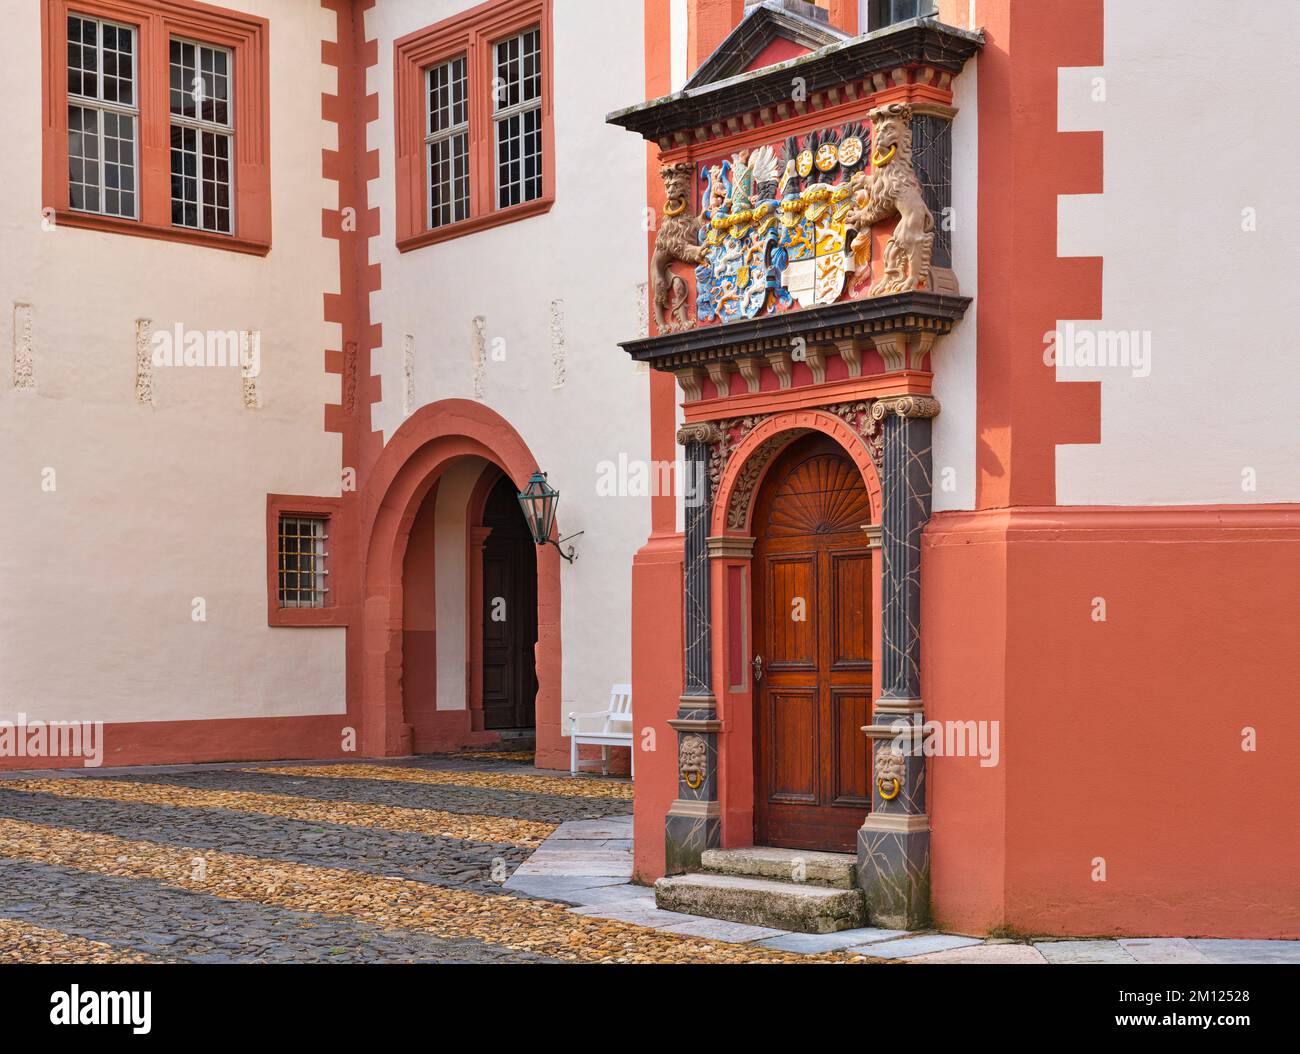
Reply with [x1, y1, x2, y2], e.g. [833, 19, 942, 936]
[517, 471, 582, 563]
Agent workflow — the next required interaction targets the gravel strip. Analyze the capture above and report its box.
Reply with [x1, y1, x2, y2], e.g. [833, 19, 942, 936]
[254, 764, 634, 801]
[3, 779, 553, 848]
[0, 916, 157, 964]
[0, 787, 532, 892]
[0, 819, 878, 964]
[94, 769, 630, 824]
[0, 859, 551, 963]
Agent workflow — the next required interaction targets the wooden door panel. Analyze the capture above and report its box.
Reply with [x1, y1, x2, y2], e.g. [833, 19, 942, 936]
[765, 555, 817, 669]
[765, 688, 817, 803]
[827, 689, 873, 807]
[829, 551, 872, 670]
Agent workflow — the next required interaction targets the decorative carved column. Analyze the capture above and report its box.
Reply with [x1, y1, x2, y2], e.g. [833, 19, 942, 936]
[665, 422, 723, 874]
[858, 393, 940, 929]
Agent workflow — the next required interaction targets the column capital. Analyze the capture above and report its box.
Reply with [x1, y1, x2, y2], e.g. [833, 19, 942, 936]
[676, 421, 723, 446]
[871, 393, 941, 420]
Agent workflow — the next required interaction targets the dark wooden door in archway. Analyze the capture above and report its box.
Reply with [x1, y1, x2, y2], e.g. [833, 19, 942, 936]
[752, 434, 874, 852]
[481, 475, 538, 730]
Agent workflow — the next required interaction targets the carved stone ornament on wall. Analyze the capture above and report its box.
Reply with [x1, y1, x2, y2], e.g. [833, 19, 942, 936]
[875, 743, 906, 801]
[842, 103, 942, 297]
[681, 106, 950, 333]
[653, 162, 707, 333]
[701, 402, 883, 514]
[679, 733, 708, 790]
[870, 393, 942, 421]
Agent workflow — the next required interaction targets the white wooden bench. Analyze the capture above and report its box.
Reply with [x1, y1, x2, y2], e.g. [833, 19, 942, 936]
[569, 683, 633, 776]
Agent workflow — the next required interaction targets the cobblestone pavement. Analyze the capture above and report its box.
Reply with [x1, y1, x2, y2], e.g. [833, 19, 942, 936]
[0, 754, 871, 964]
[2, 754, 1296, 965]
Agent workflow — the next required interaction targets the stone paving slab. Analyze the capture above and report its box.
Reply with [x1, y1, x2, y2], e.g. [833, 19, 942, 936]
[500, 874, 630, 899]
[908, 942, 1048, 964]
[851, 933, 983, 959]
[554, 884, 659, 910]
[1190, 939, 1300, 964]
[1034, 939, 1139, 964]
[756, 926, 912, 954]
[1120, 938, 1213, 964]
[551, 818, 634, 840]
[568, 904, 701, 927]
[656, 918, 788, 943]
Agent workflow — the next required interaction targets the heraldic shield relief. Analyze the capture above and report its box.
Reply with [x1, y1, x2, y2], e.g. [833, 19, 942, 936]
[695, 122, 873, 324]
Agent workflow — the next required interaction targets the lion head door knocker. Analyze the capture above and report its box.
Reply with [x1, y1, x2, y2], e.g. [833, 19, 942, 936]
[651, 162, 707, 333]
[875, 744, 906, 802]
[679, 734, 708, 791]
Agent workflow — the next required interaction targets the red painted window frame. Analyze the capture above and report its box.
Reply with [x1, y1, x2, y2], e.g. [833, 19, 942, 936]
[266, 495, 345, 628]
[393, 0, 554, 252]
[41, 0, 271, 255]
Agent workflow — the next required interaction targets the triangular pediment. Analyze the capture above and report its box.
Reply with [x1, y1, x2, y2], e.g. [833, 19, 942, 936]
[684, 0, 849, 90]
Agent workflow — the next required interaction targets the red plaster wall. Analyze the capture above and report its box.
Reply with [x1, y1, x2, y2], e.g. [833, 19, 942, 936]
[743, 37, 809, 74]
[688, 0, 745, 73]
[401, 484, 439, 753]
[630, 535, 685, 884]
[926, 508, 1300, 939]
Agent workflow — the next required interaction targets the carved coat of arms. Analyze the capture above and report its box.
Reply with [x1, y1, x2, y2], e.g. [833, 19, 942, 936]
[694, 124, 871, 323]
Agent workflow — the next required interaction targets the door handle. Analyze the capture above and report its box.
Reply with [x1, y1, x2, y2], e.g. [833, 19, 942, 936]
[752, 654, 763, 683]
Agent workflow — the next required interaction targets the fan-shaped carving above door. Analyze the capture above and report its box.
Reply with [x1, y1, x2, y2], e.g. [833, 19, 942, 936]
[765, 452, 873, 537]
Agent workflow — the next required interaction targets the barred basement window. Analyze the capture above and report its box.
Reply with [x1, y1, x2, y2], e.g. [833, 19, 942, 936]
[493, 27, 543, 209]
[169, 37, 234, 234]
[278, 516, 329, 608]
[67, 13, 139, 219]
[426, 55, 470, 227]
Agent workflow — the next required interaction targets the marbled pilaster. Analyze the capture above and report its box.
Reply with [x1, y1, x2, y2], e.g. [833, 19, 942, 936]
[666, 424, 722, 874]
[859, 395, 939, 928]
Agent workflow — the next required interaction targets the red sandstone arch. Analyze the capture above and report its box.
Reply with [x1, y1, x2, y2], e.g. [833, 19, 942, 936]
[358, 400, 563, 766]
[711, 409, 883, 537]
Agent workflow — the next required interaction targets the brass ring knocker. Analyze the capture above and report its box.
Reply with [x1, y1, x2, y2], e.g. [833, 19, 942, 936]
[876, 776, 901, 801]
[684, 772, 703, 790]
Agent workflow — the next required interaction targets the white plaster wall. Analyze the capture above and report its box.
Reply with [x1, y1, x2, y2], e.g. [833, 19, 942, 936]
[434, 458, 489, 712]
[1055, 0, 1300, 505]
[366, 0, 650, 723]
[930, 51, 977, 513]
[0, 0, 346, 724]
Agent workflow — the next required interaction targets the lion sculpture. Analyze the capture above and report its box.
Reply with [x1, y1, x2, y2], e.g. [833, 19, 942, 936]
[652, 162, 706, 333]
[846, 103, 935, 296]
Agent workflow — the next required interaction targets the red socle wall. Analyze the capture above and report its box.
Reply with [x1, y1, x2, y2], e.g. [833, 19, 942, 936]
[926, 508, 1300, 939]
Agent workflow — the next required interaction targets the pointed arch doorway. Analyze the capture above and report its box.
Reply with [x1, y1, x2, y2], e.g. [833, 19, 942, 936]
[751, 433, 874, 852]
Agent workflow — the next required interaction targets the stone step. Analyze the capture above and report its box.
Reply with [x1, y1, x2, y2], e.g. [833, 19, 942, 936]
[700, 846, 858, 889]
[655, 873, 866, 934]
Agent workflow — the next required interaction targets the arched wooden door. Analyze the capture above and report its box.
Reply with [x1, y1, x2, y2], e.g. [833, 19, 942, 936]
[480, 474, 538, 730]
[752, 434, 874, 852]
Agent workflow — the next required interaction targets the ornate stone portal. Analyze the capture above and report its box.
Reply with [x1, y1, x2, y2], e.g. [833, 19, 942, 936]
[612, 13, 981, 928]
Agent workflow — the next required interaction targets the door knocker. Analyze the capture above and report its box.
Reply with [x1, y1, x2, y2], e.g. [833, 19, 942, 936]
[679, 733, 707, 792]
[876, 776, 901, 801]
